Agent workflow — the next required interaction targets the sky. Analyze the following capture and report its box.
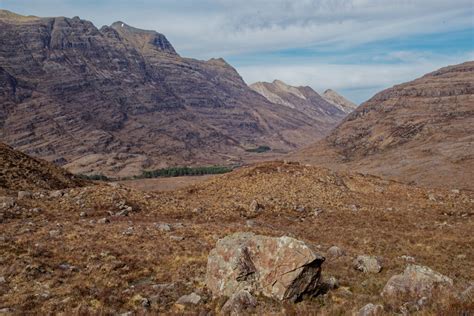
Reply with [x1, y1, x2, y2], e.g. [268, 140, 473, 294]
[1, 0, 473, 103]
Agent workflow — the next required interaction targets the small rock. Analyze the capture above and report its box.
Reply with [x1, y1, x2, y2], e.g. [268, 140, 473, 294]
[357, 303, 384, 316]
[156, 223, 171, 232]
[327, 246, 345, 258]
[79, 211, 87, 218]
[451, 189, 460, 194]
[170, 236, 184, 241]
[17, 191, 32, 200]
[349, 204, 358, 212]
[353, 255, 383, 273]
[326, 276, 339, 290]
[400, 255, 415, 263]
[122, 227, 134, 235]
[50, 190, 63, 198]
[246, 219, 255, 227]
[49, 230, 61, 237]
[459, 283, 473, 302]
[176, 292, 201, 306]
[0, 308, 12, 314]
[116, 209, 129, 216]
[381, 264, 453, 307]
[428, 193, 437, 201]
[0, 276, 5, 284]
[192, 207, 204, 214]
[221, 290, 257, 315]
[0, 196, 15, 209]
[295, 205, 306, 212]
[249, 200, 263, 212]
[97, 218, 110, 224]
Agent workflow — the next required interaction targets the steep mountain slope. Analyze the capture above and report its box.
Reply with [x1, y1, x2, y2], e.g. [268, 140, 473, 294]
[292, 62, 474, 190]
[0, 143, 86, 192]
[0, 10, 335, 177]
[249, 80, 347, 135]
[322, 89, 358, 113]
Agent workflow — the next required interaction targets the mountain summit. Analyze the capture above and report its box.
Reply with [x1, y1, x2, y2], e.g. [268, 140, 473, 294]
[322, 89, 358, 113]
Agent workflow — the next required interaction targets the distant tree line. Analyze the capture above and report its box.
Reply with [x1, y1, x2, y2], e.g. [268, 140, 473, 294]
[141, 165, 233, 178]
[245, 145, 271, 153]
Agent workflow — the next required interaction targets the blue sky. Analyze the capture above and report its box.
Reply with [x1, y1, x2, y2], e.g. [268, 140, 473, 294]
[1, 0, 473, 103]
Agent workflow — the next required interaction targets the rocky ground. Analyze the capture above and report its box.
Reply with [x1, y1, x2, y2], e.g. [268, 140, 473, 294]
[1, 161, 472, 314]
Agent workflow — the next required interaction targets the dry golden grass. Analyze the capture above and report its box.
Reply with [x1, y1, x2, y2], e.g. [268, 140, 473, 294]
[0, 161, 472, 314]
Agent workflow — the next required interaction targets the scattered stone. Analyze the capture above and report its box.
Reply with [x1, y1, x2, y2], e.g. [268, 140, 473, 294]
[313, 208, 324, 216]
[49, 230, 61, 237]
[451, 189, 460, 194]
[325, 276, 339, 290]
[0, 276, 5, 284]
[249, 200, 263, 212]
[400, 255, 415, 263]
[79, 211, 87, 218]
[176, 292, 201, 306]
[349, 204, 358, 212]
[170, 236, 184, 241]
[97, 218, 110, 224]
[0, 308, 12, 314]
[459, 283, 473, 302]
[381, 264, 453, 306]
[428, 193, 437, 201]
[0, 196, 15, 209]
[192, 207, 204, 214]
[357, 303, 384, 316]
[116, 209, 129, 216]
[123, 227, 134, 236]
[295, 205, 306, 212]
[221, 290, 257, 315]
[50, 190, 63, 198]
[173, 222, 184, 228]
[156, 223, 171, 232]
[17, 191, 32, 200]
[353, 255, 383, 273]
[327, 246, 345, 258]
[246, 219, 255, 227]
[206, 232, 325, 301]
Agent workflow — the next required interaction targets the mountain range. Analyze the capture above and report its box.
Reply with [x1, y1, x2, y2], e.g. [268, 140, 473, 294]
[0, 10, 352, 177]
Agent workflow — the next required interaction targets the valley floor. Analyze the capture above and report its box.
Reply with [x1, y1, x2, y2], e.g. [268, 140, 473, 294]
[0, 162, 473, 314]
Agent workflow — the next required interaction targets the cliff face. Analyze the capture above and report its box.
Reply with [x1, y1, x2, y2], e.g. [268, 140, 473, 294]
[292, 62, 474, 190]
[0, 10, 336, 176]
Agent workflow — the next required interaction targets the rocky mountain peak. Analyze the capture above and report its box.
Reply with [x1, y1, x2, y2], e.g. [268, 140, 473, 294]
[110, 21, 177, 55]
[322, 89, 357, 113]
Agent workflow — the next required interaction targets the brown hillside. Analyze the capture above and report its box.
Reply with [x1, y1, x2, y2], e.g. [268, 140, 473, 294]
[292, 61, 474, 190]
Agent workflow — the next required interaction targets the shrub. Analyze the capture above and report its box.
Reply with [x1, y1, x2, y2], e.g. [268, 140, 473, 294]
[245, 145, 271, 153]
[141, 165, 233, 179]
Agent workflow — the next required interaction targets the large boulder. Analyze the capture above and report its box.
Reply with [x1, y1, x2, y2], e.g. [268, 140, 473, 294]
[206, 232, 325, 302]
[353, 255, 383, 273]
[381, 265, 453, 306]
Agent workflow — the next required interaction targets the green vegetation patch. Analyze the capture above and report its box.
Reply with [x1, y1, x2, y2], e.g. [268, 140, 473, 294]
[141, 165, 233, 179]
[245, 145, 271, 153]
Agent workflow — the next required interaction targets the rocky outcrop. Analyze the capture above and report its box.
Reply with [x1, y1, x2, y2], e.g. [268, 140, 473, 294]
[322, 89, 357, 113]
[292, 62, 474, 190]
[0, 10, 345, 176]
[205, 232, 325, 302]
[381, 265, 454, 306]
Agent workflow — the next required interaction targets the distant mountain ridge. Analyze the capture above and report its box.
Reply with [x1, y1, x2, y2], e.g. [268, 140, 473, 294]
[249, 80, 348, 135]
[0, 10, 351, 177]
